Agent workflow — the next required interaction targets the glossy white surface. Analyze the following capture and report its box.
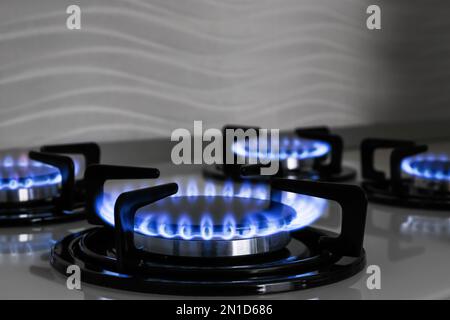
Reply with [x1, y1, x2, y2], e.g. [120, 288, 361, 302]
[1, 142, 450, 299]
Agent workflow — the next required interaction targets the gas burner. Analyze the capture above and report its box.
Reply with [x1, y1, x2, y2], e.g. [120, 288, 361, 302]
[203, 125, 356, 182]
[95, 177, 327, 257]
[51, 165, 367, 295]
[401, 154, 450, 192]
[361, 138, 450, 210]
[0, 143, 100, 226]
[0, 153, 61, 203]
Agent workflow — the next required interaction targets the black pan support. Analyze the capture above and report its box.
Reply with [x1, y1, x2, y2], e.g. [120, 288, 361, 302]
[114, 183, 178, 272]
[242, 165, 367, 258]
[295, 126, 343, 175]
[360, 138, 428, 194]
[221, 124, 260, 177]
[271, 179, 366, 257]
[28, 151, 75, 212]
[40, 142, 101, 167]
[84, 165, 160, 226]
[29, 142, 102, 211]
[84, 164, 171, 271]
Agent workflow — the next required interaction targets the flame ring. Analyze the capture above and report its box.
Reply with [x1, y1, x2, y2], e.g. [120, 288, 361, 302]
[96, 179, 327, 241]
[232, 136, 330, 161]
[401, 154, 450, 182]
[0, 154, 62, 191]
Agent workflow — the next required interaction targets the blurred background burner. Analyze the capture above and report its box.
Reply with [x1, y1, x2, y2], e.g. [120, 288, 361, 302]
[203, 125, 356, 182]
[0, 143, 100, 226]
[401, 154, 450, 192]
[361, 138, 450, 210]
[232, 134, 330, 175]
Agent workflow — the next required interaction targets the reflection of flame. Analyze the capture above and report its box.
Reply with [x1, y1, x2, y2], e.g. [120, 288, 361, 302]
[96, 178, 328, 240]
[400, 215, 450, 237]
[402, 153, 450, 182]
[0, 233, 55, 255]
[232, 137, 330, 161]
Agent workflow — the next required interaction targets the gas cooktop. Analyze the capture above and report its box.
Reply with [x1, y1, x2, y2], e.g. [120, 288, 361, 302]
[1, 139, 450, 299]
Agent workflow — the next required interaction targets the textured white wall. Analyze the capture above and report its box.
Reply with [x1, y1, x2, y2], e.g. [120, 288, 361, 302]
[0, 0, 449, 148]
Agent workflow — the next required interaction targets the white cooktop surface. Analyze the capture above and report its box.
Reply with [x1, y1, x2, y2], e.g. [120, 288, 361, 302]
[1, 141, 450, 299]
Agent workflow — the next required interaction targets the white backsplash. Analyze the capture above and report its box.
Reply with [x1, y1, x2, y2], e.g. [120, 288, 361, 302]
[0, 0, 449, 148]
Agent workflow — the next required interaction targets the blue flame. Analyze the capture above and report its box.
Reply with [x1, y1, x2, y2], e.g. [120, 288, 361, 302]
[96, 177, 327, 240]
[0, 153, 85, 192]
[0, 153, 62, 191]
[232, 136, 330, 161]
[401, 153, 450, 182]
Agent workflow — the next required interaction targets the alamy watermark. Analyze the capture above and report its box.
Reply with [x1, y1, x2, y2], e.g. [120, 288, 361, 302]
[65, 4, 380, 31]
[66, 265, 81, 290]
[366, 265, 381, 290]
[171, 121, 280, 176]
[367, 5, 381, 30]
[66, 5, 81, 30]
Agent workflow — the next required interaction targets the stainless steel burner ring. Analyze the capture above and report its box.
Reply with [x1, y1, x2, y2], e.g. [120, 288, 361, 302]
[279, 157, 315, 173]
[0, 184, 59, 203]
[134, 231, 291, 257]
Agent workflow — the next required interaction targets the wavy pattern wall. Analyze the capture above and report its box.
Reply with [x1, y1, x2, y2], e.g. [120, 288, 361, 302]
[0, 0, 449, 148]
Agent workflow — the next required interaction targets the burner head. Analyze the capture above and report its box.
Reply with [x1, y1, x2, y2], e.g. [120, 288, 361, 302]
[134, 195, 295, 257]
[232, 135, 330, 172]
[95, 180, 326, 257]
[402, 154, 450, 192]
[0, 153, 61, 203]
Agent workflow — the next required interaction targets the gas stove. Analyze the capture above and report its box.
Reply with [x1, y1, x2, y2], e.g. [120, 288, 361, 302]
[1, 139, 450, 299]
